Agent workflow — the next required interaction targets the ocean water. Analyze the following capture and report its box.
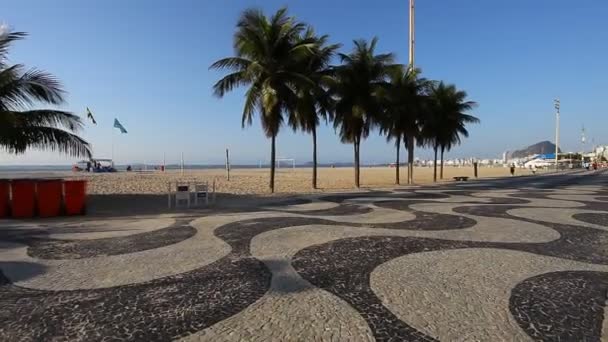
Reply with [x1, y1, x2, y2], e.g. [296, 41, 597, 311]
[0, 162, 360, 173]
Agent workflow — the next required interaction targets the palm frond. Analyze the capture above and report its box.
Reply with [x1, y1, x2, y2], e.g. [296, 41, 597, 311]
[209, 57, 252, 71]
[238, 8, 267, 30]
[0, 125, 91, 157]
[261, 105, 284, 137]
[270, 7, 290, 28]
[458, 112, 480, 124]
[242, 81, 262, 127]
[374, 53, 396, 65]
[212, 71, 251, 97]
[10, 110, 84, 132]
[0, 28, 91, 158]
[423, 81, 480, 152]
[338, 52, 353, 64]
[368, 36, 379, 52]
[0, 31, 27, 66]
[0, 65, 66, 109]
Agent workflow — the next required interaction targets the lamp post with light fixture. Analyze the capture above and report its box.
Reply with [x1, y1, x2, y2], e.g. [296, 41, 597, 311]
[554, 98, 560, 171]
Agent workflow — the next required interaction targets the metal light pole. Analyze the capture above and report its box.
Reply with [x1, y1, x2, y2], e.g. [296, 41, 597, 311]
[581, 126, 586, 166]
[407, 0, 415, 184]
[554, 98, 560, 171]
[409, 0, 415, 70]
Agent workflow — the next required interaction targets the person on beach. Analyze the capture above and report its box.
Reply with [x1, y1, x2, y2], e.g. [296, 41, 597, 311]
[510, 164, 515, 176]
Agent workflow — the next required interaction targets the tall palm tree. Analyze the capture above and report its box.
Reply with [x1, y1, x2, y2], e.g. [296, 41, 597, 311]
[290, 29, 340, 189]
[379, 66, 428, 185]
[333, 37, 396, 188]
[0, 30, 91, 157]
[425, 81, 479, 181]
[210, 8, 315, 193]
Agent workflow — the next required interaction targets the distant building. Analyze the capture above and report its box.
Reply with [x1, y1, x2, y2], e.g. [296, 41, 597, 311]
[595, 146, 608, 161]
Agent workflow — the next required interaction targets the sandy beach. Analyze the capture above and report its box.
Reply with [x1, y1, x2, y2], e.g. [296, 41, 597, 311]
[82, 166, 544, 195]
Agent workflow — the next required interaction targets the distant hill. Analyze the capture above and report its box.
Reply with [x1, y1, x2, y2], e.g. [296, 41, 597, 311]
[509, 141, 562, 159]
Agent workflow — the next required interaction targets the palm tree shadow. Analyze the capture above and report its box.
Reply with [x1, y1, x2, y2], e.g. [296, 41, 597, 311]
[262, 258, 314, 295]
[87, 193, 314, 217]
[0, 261, 48, 283]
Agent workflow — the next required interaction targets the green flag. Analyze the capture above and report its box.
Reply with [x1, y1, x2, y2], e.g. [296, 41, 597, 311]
[86, 107, 97, 125]
[113, 118, 128, 134]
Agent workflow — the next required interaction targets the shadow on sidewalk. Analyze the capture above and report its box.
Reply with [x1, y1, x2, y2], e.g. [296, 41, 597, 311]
[0, 261, 48, 283]
[86, 192, 313, 218]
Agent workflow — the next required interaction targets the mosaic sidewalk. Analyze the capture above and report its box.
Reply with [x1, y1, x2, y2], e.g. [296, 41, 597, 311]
[1, 170, 607, 341]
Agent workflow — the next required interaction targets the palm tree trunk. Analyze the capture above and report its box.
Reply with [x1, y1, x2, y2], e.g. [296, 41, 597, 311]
[440, 146, 445, 179]
[354, 137, 360, 188]
[395, 135, 400, 185]
[407, 136, 415, 184]
[433, 145, 438, 182]
[270, 134, 276, 193]
[312, 127, 318, 189]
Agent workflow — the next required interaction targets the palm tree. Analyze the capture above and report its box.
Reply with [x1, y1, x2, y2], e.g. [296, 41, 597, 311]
[210, 8, 315, 193]
[425, 81, 479, 181]
[333, 37, 396, 188]
[379, 66, 428, 185]
[0, 30, 91, 157]
[290, 29, 340, 189]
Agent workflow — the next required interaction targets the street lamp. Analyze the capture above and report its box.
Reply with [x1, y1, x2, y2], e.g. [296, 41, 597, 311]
[554, 98, 560, 171]
[407, 0, 415, 184]
[581, 126, 586, 167]
[408, 0, 415, 71]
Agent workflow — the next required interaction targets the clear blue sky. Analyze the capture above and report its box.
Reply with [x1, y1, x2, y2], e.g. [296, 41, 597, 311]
[2, 0, 606, 165]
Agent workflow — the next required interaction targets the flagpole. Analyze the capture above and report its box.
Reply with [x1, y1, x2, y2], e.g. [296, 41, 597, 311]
[226, 148, 230, 181]
[111, 118, 128, 166]
[181, 152, 184, 175]
[111, 126, 115, 162]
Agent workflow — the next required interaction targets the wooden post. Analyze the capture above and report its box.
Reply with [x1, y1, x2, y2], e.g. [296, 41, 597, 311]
[226, 148, 230, 181]
[167, 182, 172, 209]
[205, 181, 209, 205]
[180, 152, 184, 175]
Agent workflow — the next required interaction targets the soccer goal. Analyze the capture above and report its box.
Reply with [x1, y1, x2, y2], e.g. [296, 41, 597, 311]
[276, 158, 296, 170]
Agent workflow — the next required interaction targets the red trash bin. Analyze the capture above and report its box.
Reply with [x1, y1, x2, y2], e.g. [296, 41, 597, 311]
[37, 179, 63, 217]
[64, 180, 87, 215]
[0, 180, 9, 218]
[11, 180, 36, 218]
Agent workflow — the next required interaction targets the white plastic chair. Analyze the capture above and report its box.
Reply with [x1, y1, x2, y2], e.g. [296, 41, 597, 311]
[194, 182, 209, 206]
[174, 183, 190, 208]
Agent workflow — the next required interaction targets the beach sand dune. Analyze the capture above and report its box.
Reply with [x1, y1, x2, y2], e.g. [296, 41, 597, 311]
[85, 166, 540, 195]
